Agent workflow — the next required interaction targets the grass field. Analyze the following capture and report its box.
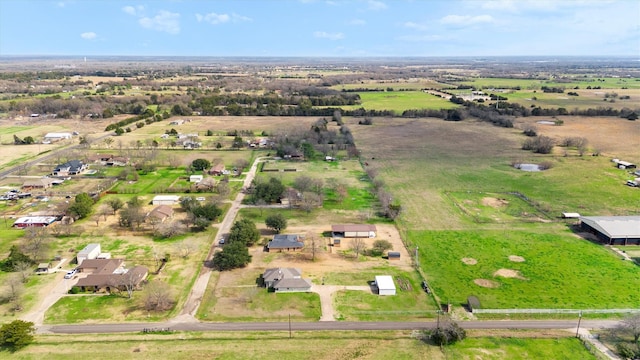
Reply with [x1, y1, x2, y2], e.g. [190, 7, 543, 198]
[337, 91, 458, 113]
[9, 331, 596, 360]
[455, 77, 640, 90]
[411, 229, 640, 309]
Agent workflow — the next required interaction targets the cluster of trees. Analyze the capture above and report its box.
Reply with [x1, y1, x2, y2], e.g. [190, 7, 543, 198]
[12, 135, 35, 145]
[180, 197, 222, 231]
[250, 177, 285, 204]
[0, 320, 35, 352]
[424, 319, 467, 346]
[211, 218, 258, 270]
[68, 192, 95, 219]
[522, 135, 555, 154]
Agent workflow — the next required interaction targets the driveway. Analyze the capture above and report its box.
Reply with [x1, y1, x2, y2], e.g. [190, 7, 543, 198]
[310, 285, 372, 321]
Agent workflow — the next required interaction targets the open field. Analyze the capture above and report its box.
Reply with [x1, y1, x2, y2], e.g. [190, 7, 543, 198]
[337, 91, 458, 113]
[8, 330, 596, 360]
[331, 79, 449, 90]
[411, 229, 640, 309]
[455, 77, 640, 90]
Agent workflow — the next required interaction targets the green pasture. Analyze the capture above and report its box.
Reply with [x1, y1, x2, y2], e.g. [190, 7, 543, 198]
[110, 168, 186, 194]
[445, 191, 548, 224]
[0, 125, 33, 136]
[336, 91, 459, 113]
[455, 76, 640, 90]
[332, 80, 449, 91]
[411, 229, 640, 309]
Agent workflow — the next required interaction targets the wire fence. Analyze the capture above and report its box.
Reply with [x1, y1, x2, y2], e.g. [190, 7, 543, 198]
[472, 308, 640, 314]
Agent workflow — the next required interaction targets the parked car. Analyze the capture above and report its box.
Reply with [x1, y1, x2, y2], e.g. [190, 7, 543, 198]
[196, 197, 206, 201]
[64, 269, 77, 279]
[626, 180, 638, 187]
[219, 238, 225, 245]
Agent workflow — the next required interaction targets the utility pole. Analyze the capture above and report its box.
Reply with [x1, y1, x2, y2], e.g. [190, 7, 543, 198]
[288, 313, 292, 339]
[575, 311, 583, 338]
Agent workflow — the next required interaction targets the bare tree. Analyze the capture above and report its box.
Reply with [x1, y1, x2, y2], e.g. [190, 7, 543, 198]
[175, 239, 196, 259]
[621, 313, 640, 344]
[293, 176, 313, 193]
[142, 280, 174, 311]
[155, 220, 187, 239]
[14, 261, 33, 283]
[299, 192, 323, 213]
[216, 182, 230, 198]
[305, 232, 324, 261]
[350, 238, 366, 260]
[335, 184, 348, 204]
[21, 227, 50, 262]
[98, 204, 112, 221]
[4, 275, 24, 311]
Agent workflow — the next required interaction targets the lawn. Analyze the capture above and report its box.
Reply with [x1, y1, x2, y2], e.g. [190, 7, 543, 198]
[411, 229, 640, 309]
[337, 91, 459, 114]
[11, 331, 597, 359]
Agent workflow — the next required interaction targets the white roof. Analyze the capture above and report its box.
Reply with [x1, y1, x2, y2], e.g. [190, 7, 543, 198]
[580, 216, 640, 238]
[153, 195, 181, 201]
[562, 212, 581, 218]
[375, 275, 396, 291]
[44, 132, 72, 138]
[79, 243, 101, 255]
[14, 216, 56, 225]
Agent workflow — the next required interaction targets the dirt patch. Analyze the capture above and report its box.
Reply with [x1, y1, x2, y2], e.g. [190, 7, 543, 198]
[481, 197, 509, 208]
[493, 268, 527, 280]
[509, 255, 525, 262]
[474, 279, 500, 288]
[461, 257, 478, 265]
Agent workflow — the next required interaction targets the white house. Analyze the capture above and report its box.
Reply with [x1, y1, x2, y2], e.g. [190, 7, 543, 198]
[152, 195, 181, 205]
[77, 243, 101, 265]
[190, 175, 203, 183]
[375, 275, 396, 296]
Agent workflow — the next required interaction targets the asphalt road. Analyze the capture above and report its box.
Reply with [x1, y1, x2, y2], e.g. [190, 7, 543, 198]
[42, 319, 620, 334]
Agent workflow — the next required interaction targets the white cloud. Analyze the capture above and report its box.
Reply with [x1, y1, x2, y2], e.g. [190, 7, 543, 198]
[404, 21, 428, 31]
[57, 2, 66, 7]
[122, 5, 145, 16]
[80, 32, 97, 40]
[139, 10, 180, 34]
[349, 19, 366, 25]
[196, 12, 252, 25]
[440, 14, 494, 25]
[397, 34, 447, 42]
[367, 0, 387, 11]
[314, 31, 344, 40]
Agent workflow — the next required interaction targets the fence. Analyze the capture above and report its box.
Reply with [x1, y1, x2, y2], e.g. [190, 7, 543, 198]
[472, 308, 640, 314]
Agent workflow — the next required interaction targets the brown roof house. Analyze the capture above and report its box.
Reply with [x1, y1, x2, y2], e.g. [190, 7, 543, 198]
[22, 178, 56, 190]
[262, 268, 312, 293]
[74, 259, 148, 294]
[147, 205, 174, 223]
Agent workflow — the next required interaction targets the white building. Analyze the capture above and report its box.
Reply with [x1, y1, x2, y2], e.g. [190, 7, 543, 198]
[77, 243, 101, 265]
[43, 132, 73, 142]
[375, 275, 396, 296]
[152, 195, 181, 205]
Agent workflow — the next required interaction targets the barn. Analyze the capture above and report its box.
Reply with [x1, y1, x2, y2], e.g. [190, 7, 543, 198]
[579, 216, 640, 245]
[331, 224, 377, 238]
[13, 216, 57, 228]
[77, 243, 102, 265]
[152, 195, 181, 205]
[375, 275, 396, 296]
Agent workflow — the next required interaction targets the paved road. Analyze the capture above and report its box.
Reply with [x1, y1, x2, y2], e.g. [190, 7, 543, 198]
[42, 319, 620, 334]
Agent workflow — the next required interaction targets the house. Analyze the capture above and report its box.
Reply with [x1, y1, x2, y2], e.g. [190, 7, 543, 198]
[579, 216, 640, 245]
[190, 175, 203, 183]
[76, 243, 101, 265]
[147, 205, 173, 223]
[13, 216, 57, 228]
[331, 224, 377, 238]
[106, 156, 129, 167]
[375, 275, 396, 296]
[152, 195, 181, 205]
[388, 251, 401, 260]
[267, 234, 304, 252]
[612, 159, 637, 169]
[74, 259, 148, 293]
[43, 132, 72, 142]
[52, 160, 87, 176]
[208, 163, 225, 175]
[22, 178, 56, 190]
[262, 268, 312, 293]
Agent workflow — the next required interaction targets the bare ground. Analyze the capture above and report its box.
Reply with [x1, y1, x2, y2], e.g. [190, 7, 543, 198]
[462, 257, 478, 265]
[493, 268, 527, 280]
[474, 279, 500, 288]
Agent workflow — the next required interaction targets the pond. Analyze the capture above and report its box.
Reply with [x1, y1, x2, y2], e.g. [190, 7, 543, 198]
[515, 163, 541, 172]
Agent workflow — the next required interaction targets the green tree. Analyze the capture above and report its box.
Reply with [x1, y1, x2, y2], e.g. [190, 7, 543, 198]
[192, 203, 222, 221]
[252, 177, 285, 204]
[106, 198, 124, 215]
[426, 319, 466, 346]
[191, 158, 211, 171]
[68, 193, 94, 219]
[23, 136, 35, 144]
[265, 213, 287, 233]
[211, 241, 251, 270]
[228, 218, 260, 246]
[232, 136, 244, 149]
[114, 127, 124, 136]
[0, 320, 35, 352]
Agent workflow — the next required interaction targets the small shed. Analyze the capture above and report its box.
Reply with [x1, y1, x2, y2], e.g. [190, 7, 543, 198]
[331, 224, 377, 238]
[333, 238, 341, 247]
[561, 212, 581, 219]
[77, 243, 101, 265]
[375, 275, 396, 296]
[152, 195, 181, 205]
[36, 263, 51, 274]
[388, 251, 401, 260]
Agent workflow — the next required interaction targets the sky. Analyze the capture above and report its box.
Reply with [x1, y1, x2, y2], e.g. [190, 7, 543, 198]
[0, 0, 639, 57]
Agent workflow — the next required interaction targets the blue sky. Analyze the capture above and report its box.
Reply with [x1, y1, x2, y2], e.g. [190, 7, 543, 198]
[1, 0, 638, 57]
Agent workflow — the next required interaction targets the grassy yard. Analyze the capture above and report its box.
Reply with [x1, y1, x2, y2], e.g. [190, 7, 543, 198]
[10, 331, 596, 359]
[411, 228, 640, 309]
[337, 91, 458, 113]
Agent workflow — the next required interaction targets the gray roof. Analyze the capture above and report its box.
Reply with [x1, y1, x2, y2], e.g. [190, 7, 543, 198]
[268, 234, 304, 249]
[580, 216, 640, 238]
[263, 267, 301, 282]
[273, 277, 312, 290]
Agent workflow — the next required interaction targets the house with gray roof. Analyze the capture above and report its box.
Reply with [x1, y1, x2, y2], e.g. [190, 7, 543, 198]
[267, 234, 304, 252]
[579, 216, 640, 245]
[262, 268, 312, 293]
